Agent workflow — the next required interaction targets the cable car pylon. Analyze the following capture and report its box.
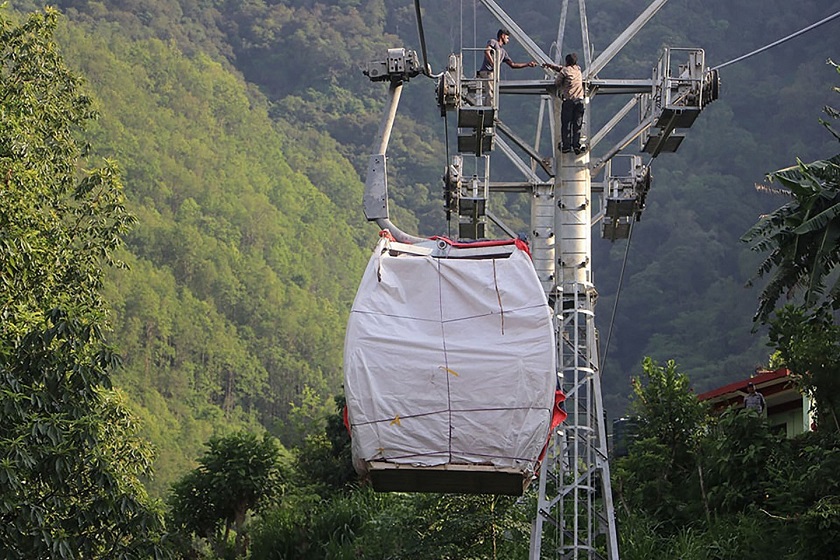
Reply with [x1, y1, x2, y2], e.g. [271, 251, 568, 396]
[354, 0, 719, 558]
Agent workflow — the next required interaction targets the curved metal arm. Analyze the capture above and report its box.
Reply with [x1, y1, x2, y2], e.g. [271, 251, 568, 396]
[363, 80, 428, 244]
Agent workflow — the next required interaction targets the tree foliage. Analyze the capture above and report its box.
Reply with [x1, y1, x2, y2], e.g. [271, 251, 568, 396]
[743, 61, 840, 324]
[0, 8, 167, 558]
[45, 9, 376, 491]
[768, 305, 840, 432]
[616, 358, 708, 530]
[629, 357, 708, 462]
[250, 488, 533, 560]
[169, 431, 289, 558]
[293, 395, 355, 494]
[616, 356, 840, 560]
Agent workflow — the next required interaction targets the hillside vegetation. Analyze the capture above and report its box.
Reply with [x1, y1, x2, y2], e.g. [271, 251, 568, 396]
[12, 0, 835, 493]
[4, 1, 840, 558]
[49, 7, 379, 492]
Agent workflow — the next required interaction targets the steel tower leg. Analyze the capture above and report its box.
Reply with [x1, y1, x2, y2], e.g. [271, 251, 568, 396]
[529, 99, 618, 560]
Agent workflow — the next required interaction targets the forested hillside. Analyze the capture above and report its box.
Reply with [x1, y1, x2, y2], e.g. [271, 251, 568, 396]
[28, 4, 382, 492]
[5, 2, 840, 559]
[14, 0, 838, 490]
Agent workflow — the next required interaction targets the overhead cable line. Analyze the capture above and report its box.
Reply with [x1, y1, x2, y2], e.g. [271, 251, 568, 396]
[414, 0, 443, 78]
[599, 214, 634, 375]
[601, 10, 840, 370]
[414, 0, 432, 76]
[712, 10, 840, 71]
[599, 153, 657, 375]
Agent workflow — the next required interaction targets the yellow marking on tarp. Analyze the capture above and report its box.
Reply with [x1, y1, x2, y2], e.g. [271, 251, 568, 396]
[439, 366, 459, 376]
[390, 415, 401, 426]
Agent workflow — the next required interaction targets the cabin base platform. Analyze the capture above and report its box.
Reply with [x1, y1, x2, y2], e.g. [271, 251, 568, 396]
[367, 461, 534, 496]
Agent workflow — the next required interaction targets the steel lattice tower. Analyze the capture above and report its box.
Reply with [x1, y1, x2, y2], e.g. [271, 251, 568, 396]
[360, 0, 718, 557]
[467, 1, 716, 558]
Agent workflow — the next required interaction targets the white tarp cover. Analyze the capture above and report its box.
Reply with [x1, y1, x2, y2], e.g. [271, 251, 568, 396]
[344, 238, 556, 476]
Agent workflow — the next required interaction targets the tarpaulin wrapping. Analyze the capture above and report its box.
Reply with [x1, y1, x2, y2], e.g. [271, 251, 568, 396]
[344, 238, 556, 477]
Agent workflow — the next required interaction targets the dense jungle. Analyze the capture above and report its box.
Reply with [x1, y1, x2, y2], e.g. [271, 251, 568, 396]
[2, 0, 840, 558]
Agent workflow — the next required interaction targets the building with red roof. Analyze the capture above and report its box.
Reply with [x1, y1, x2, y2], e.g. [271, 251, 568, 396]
[697, 367, 813, 437]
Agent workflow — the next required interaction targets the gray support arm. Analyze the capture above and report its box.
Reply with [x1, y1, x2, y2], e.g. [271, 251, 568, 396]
[496, 120, 554, 176]
[591, 117, 651, 175]
[364, 80, 428, 244]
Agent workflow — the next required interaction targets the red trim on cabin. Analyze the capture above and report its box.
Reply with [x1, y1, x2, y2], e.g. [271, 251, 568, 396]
[539, 390, 568, 462]
[428, 236, 533, 258]
[343, 406, 351, 435]
[376, 231, 533, 258]
[378, 229, 397, 242]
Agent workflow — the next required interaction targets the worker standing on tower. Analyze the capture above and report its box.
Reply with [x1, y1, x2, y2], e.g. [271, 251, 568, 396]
[477, 29, 537, 106]
[544, 53, 586, 154]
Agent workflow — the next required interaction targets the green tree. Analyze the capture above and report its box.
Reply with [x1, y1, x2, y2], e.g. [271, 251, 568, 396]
[742, 61, 840, 324]
[0, 8, 167, 558]
[614, 362, 800, 559]
[169, 431, 289, 558]
[629, 358, 708, 464]
[293, 395, 355, 494]
[250, 489, 532, 560]
[615, 358, 708, 531]
[613, 356, 840, 560]
[760, 431, 840, 560]
[51, 15, 372, 492]
[702, 409, 783, 513]
[768, 306, 840, 432]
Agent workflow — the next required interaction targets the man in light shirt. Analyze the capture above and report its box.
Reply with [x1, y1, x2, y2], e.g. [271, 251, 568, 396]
[544, 53, 586, 154]
[743, 382, 766, 414]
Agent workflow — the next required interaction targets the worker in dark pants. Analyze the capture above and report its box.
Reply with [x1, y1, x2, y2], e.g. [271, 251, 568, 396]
[544, 53, 586, 154]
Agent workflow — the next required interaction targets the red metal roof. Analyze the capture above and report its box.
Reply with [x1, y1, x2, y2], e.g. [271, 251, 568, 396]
[697, 367, 792, 403]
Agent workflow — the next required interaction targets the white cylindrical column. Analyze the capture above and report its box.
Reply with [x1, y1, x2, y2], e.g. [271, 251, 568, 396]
[530, 184, 556, 294]
[556, 151, 592, 287]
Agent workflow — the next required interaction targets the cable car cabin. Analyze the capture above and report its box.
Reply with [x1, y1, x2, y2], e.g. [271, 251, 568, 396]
[344, 236, 559, 496]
